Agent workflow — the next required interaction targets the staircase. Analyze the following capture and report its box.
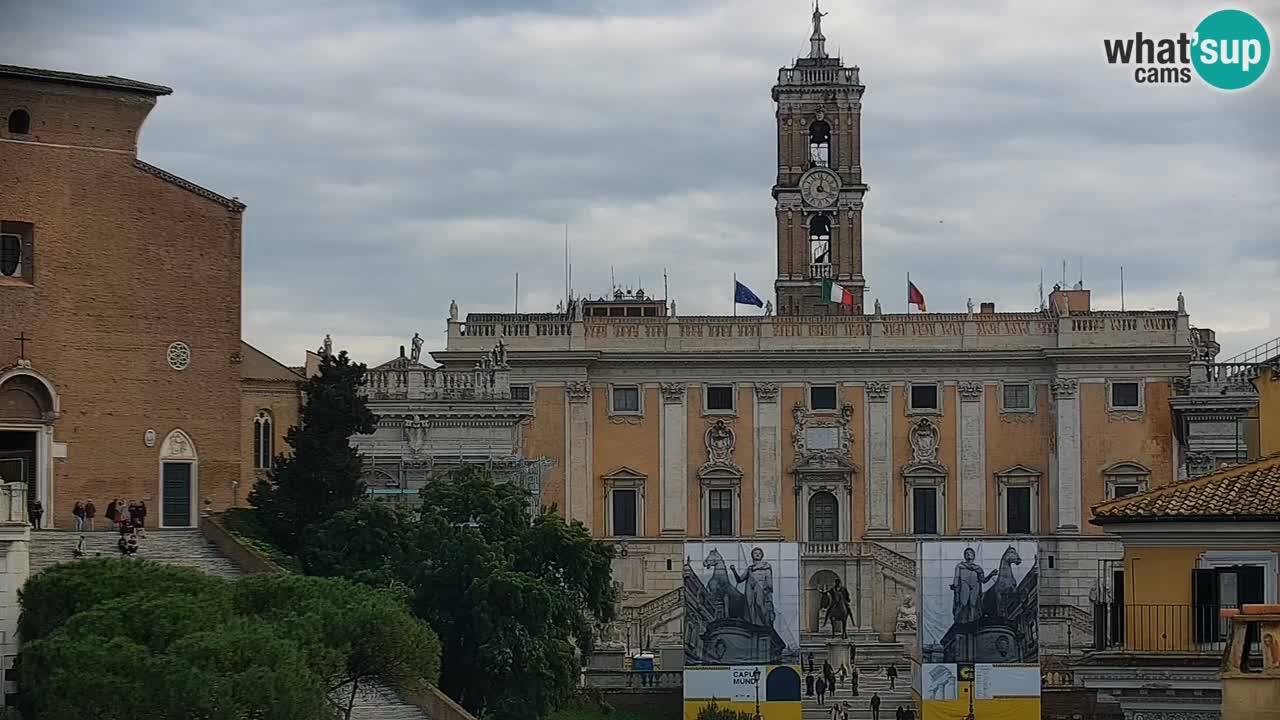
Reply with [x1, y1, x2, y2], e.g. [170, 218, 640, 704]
[27, 529, 434, 720]
[29, 529, 242, 579]
[803, 666, 914, 720]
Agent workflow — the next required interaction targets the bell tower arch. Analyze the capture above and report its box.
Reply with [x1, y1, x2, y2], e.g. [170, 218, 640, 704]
[772, 2, 868, 316]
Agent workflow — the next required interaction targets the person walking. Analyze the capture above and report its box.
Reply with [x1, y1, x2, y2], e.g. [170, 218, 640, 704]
[85, 499, 97, 530]
[896, 705, 906, 720]
[837, 662, 847, 690]
[72, 501, 85, 531]
[887, 664, 898, 690]
[851, 666, 859, 697]
[105, 499, 119, 529]
[805, 673, 815, 697]
[30, 499, 43, 530]
[815, 675, 827, 706]
[870, 692, 881, 720]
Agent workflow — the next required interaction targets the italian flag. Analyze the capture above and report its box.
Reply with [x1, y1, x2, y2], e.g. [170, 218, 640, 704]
[822, 279, 856, 306]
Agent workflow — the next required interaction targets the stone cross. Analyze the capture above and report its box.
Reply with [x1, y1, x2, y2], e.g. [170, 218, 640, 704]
[13, 332, 30, 360]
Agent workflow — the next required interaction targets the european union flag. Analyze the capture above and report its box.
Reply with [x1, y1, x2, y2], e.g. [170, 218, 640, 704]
[734, 280, 764, 308]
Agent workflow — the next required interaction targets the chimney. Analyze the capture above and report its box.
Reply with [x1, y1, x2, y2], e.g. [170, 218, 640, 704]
[1049, 286, 1091, 315]
[980, 302, 996, 314]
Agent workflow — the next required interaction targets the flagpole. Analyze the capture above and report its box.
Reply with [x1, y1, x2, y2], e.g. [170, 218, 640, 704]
[906, 272, 910, 315]
[733, 273, 738, 317]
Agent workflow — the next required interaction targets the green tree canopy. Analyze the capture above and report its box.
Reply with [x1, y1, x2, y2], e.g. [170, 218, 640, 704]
[298, 466, 618, 719]
[16, 562, 440, 720]
[248, 349, 377, 554]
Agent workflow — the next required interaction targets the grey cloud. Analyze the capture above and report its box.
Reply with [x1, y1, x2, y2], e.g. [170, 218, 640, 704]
[2, 0, 1277, 363]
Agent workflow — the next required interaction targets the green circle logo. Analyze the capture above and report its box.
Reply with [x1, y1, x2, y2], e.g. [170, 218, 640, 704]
[1192, 9, 1271, 90]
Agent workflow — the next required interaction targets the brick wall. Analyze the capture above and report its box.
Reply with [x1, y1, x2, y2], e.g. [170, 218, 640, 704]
[0, 78, 243, 527]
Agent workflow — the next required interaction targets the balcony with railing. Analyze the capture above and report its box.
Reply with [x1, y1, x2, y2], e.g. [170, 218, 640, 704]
[1090, 603, 1244, 654]
[809, 263, 833, 280]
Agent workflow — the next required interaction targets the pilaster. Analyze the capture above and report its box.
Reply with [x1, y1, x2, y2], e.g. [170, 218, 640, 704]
[1052, 379, 1081, 533]
[957, 381, 986, 534]
[659, 383, 687, 535]
[865, 381, 892, 536]
[753, 383, 783, 535]
[565, 381, 593, 530]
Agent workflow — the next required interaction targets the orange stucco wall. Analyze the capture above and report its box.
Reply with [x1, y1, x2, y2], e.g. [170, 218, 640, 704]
[1080, 381, 1175, 534]
[683, 385, 755, 537]
[526, 385, 566, 514]
[982, 383, 1052, 532]
[592, 386, 661, 536]
[1252, 368, 1280, 458]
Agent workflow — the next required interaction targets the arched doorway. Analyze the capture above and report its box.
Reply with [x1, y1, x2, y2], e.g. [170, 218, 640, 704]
[807, 568, 841, 632]
[158, 429, 198, 527]
[0, 369, 58, 526]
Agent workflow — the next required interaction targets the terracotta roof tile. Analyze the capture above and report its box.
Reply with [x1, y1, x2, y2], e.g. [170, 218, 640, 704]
[1091, 454, 1280, 523]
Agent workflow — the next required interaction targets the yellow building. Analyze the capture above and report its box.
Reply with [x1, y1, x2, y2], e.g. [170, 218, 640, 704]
[1077, 453, 1280, 717]
[434, 4, 1204, 669]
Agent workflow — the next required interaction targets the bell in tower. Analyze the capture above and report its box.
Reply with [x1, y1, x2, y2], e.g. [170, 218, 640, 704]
[772, 2, 868, 316]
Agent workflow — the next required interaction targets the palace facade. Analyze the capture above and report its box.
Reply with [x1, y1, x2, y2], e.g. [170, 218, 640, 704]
[423, 11, 1212, 658]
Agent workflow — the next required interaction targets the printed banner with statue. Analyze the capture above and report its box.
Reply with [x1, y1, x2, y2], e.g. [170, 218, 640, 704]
[915, 540, 1041, 720]
[683, 541, 801, 666]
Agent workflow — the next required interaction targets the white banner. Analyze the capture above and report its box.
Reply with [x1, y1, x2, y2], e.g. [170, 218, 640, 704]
[683, 666, 769, 702]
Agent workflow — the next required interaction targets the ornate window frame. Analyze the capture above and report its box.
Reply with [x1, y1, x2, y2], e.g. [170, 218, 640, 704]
[995, 464, 1040, 535]
[999, 382, 1035, 414]
[1104, 461, 1150, 499]
[904, 465, 946, 535]
[703, 383, 738, 416]
[608, 383, 643, 417]
[699, 420, 742, 537]
[907, 381, 943, 416]
[602, 466, 646, 538]
[1106, 379, 1145, 414]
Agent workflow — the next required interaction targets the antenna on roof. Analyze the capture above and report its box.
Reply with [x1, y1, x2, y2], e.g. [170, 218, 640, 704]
[1120, 265, 1126, 311]
[564, 224, 569, 305]
[1038, 268, 1045, 311]
[611, 266, 616, 294]
[663, 268, 669, 302]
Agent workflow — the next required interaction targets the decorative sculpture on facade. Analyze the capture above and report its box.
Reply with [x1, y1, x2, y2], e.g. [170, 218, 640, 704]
[410, 333, 424, 363]
[320, 334, 333, 357]
[874, 299, 882, 317]
[754, 382, 779, 403]
[1051, 378, 1079, 399]
[660, 382, 686, 403]
[865, 381, 890, 401]
[764, 300, 773, 316]
[448, 299, 459, 322]
[791, 401, 855, 470]
[565, 380, 591, 401]
[896, 594, 918, 632]
[909, 417, 940, 464]
[967, 298, 975, 315]
[705, 421, 736, 467]
[957, 381, 983, 401]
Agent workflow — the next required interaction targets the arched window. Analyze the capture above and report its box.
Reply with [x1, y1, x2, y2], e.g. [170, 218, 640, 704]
[808, 491, 838, 541]
[809, 120, 830, 167]
[7, 109, 30, 135]
[809, 214, 832, 277]
[253, 410, 273, 470]
[1104, 461, 1150, 499]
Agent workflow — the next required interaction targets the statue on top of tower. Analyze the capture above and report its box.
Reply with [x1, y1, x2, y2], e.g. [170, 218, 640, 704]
[809, 1, 829, 59]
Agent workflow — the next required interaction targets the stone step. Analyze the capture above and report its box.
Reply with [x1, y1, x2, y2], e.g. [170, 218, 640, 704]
[344, 682, 431, 720]
[29, 530, 244, 580]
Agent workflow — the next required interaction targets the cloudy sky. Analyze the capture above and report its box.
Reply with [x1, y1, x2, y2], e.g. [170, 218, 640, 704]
[5, 0, 1277, 363]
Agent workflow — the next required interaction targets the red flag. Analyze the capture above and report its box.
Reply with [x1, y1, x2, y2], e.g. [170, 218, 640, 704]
[907, 281, 927, 312]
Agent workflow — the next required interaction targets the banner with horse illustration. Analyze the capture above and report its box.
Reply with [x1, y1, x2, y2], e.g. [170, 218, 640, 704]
[682, 541, 801, 666]
[916, 540, 1040, 720]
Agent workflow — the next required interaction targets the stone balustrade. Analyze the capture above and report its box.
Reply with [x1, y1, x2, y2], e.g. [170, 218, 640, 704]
[0, 482, 26, 525]
[446, 311, 1188, 355]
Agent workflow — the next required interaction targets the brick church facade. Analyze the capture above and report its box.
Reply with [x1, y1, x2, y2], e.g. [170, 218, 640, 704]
[0, 64, 245, 528]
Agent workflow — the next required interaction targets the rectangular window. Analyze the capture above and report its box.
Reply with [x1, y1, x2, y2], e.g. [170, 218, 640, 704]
[709, 489, 733, 537]
[705, 385, 735, 413]
[611, 385, 640, 414]
[510, 385, 531, 401]
[912, 487, 938, 535]
[0, 221, 34, 284]
[910, 384, 939, 412]
[1006, 486, 1032, 534]
[810, 385, 837, 411]
[1003, 383, 1031, 411]
[1194, 565, 1266, 644]
[1111, 484, 1140, 499]
[1111, 382, 1141, 409]
[611, 489, 638, 537]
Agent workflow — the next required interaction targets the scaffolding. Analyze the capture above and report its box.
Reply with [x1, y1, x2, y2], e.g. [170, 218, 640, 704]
[363, 444, 555, 516]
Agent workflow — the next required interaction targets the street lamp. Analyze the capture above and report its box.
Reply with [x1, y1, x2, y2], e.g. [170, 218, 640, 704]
[751, 667, 762, 720]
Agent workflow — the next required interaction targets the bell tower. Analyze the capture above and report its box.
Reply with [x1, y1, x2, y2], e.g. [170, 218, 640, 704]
[772, 2, 868, 316]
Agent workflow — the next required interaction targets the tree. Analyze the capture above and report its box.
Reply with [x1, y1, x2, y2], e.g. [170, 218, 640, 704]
[249, 350, 377, 554]
[299, 466, 618, 719]
[16, 562, 441, 720]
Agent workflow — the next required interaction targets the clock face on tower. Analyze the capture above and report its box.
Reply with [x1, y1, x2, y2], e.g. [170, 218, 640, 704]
[799, 167, 840, 208]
